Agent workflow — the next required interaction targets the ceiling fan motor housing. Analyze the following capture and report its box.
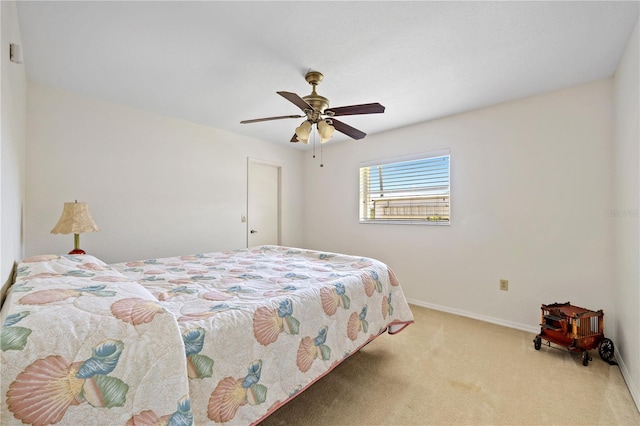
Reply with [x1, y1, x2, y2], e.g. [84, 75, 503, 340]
[303, 71, 329, 116]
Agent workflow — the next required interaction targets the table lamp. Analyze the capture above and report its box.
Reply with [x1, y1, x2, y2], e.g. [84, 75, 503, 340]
[51, 201, 99, 255]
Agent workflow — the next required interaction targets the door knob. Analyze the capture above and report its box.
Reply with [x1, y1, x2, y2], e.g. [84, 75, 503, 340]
[250, 230, 258, 234]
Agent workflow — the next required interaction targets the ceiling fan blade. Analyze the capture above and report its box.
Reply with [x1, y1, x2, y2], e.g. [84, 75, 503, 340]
[330, 118, 367, 140]
[240, 114, 303, 124]
[326, 102, 385, 116]
[290, 133, 299, 143]
[277, 91, 313, 111]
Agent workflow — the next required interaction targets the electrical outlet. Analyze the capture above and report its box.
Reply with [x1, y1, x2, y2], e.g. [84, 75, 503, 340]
[500, 279, 509, 291]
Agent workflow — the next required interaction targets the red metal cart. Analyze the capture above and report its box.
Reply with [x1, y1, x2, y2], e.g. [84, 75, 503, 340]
[533, 302, 614, 366]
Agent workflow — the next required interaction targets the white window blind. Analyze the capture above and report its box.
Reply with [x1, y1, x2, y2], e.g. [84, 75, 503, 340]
[359, 150, 450, 225]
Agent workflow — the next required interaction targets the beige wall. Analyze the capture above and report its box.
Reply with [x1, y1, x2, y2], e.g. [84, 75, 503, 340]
[304, 80, 614, 335]
[25, 84, 305, 263]
[1, 0, 27, 301]
[613, 18, 639, 409]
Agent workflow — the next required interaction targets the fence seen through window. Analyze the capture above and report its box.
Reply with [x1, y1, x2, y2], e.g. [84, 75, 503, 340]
[359, 152, 450, 224]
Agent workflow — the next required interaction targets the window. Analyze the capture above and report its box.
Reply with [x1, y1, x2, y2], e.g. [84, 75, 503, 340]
[359, 150, 450, 225]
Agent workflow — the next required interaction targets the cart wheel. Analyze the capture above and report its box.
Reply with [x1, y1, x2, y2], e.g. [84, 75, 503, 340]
[598, 338, 614, 361]
[534, 336, 541, 350]
[582, 351, 590, 366]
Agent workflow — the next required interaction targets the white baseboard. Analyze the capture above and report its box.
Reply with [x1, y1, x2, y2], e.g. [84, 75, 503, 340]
[406, 298, 539, 334]
[615, 348, 640, 413]
[407, 298, 640, 414]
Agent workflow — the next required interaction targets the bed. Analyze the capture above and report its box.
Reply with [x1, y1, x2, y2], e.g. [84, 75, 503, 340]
[1, 245, 414, 425]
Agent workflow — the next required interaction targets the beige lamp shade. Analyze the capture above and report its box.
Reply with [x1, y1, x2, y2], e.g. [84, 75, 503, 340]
[51, 202, 99, 235]
[317, 119, 335, 143]
[294, 120, 312, 144]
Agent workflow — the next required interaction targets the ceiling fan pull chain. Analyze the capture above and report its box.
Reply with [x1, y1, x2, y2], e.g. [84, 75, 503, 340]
[320, 141, 324, 168]
[312, 127, 317, 159]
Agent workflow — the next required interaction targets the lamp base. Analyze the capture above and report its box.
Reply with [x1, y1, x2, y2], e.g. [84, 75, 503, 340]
[68, 248, 86, 255]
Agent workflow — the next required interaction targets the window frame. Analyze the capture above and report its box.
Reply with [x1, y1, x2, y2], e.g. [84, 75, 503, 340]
[359, 149, 451, 226]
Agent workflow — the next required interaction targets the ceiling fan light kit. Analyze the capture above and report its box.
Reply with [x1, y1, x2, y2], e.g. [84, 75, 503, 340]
[241, 71, 385, 144]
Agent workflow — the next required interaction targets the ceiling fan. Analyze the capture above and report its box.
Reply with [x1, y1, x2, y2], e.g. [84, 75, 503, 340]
[240, 71, 385, 144]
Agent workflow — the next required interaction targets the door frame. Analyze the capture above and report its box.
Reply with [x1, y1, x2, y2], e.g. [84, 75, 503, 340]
[247, 158, 282, 248]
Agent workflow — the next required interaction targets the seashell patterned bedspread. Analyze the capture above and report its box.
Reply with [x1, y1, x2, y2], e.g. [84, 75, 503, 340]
[1, 246, 414, 425]
[1, 254, 191, 426]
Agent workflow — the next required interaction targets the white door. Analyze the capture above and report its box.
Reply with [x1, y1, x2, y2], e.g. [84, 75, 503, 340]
[247, 160, 280, 247]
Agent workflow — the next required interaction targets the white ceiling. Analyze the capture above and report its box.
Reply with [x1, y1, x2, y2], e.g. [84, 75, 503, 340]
[16, 1, 639, 148]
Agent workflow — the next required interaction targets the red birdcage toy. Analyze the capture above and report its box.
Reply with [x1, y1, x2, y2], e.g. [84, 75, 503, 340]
[533, 302, 614, 366]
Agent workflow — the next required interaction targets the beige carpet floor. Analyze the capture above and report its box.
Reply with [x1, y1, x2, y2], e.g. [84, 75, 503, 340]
[260, 305, 640, 425]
